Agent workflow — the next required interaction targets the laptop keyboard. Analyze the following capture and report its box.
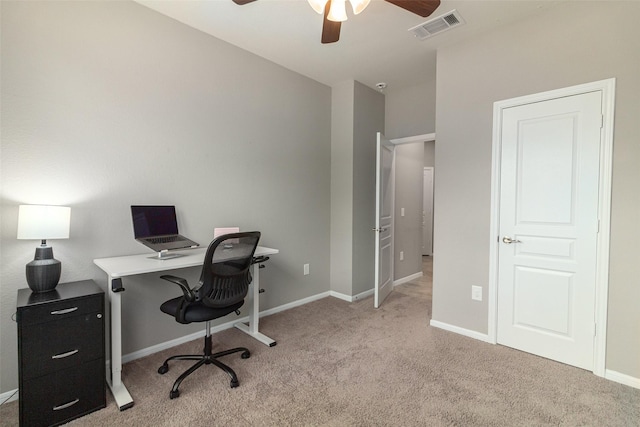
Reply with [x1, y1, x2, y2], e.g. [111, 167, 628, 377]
[148, 236, 184, 244]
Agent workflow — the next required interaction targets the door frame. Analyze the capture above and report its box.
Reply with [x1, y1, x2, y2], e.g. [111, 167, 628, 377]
[388, 133, 436, 275]
[487, 78, 616, 377]
[422, 167, 434, 256]
[373, 132, 436, 306]
[390, 133, 436, 145]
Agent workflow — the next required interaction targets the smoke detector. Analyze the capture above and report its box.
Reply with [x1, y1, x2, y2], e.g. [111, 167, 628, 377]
[409, 9, 465, 40]
[375, 82, 387, 92]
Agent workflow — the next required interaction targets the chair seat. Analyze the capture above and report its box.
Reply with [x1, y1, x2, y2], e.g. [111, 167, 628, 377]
[160, 297, 244, 324]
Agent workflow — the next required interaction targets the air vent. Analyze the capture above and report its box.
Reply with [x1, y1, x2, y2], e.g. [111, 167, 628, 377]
[409, 9, 465, 40]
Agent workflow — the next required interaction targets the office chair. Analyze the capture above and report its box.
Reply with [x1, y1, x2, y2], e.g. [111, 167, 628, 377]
[157, 231, 261, 399]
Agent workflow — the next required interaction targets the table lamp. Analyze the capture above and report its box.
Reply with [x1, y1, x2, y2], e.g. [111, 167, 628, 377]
[17, 205, 71, 293]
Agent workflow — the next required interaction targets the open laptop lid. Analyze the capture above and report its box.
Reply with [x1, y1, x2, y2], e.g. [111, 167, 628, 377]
[131, 205, 199, 255]
[131, 206, 178, 239]
[131, 205, 178, 239]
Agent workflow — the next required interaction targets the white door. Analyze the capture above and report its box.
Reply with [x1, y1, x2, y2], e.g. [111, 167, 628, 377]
[374, 132, 394, 308]
[496, 91, 602, 370]
[422, 167, 434, 256]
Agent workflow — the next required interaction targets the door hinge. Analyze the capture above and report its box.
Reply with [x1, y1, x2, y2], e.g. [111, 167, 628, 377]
[600, 115, 604, 129]
[594, 323, 597, 337]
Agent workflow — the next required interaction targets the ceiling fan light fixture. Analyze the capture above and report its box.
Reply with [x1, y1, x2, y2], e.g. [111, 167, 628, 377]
[307, 0, 369, 21]
[327, 0, 348, 22]
[307, 0, 327, 14]
[350, 0, 370, 15]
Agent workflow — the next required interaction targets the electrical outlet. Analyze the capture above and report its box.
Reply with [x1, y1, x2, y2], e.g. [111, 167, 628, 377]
[401, 207, 405, 217]
[400, 251, 404, 261]
[471, 285, 483, 301]
[304, 263, 310, 276]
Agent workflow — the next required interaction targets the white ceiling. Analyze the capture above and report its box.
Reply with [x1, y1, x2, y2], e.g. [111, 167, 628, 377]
[135, 0, 562, 91]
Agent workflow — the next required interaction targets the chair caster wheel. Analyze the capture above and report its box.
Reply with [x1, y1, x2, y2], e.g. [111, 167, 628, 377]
[170, 390, 180, 399]
[158, 364, 169, 375]
[241, 350, 251, 359]
[230, 379, 239, 388]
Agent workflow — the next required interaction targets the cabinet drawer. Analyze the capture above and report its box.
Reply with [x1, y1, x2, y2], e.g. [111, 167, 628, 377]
[20, 312, 104, 380]
[20, 358, 105, 427]
[18, 294, 103, 326]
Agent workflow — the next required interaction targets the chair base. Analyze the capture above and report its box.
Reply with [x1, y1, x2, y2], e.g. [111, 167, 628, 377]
[158, 328, 250, 399]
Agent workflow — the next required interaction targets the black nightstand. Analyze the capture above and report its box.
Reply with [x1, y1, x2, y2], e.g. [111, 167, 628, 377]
[16, 280, 106, 427]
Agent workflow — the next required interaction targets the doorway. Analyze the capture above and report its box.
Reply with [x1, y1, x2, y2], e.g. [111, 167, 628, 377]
[376, 133, 435, 307]
[385, 133, 435, 289]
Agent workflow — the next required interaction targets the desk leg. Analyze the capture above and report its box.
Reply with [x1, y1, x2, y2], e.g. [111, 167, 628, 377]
[234, 263, 277, 347]
[108, 276, 134, 410]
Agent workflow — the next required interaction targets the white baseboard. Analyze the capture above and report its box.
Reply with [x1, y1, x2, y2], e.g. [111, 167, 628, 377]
[329, 271, 425, 304]
[261, 291, 331, 316]
[394, 272, 423, 287]
[3, 293, 333, 404]
[329, 288, 375, 302]
[605, 369, 640, 390]
[122, 290, 333, 364]
[8, 296, 640, 404]
[120, 278, 425, 364]
[121, 318, 239, 364]
[429, 319, 492, 343]
[430, 321, 640, 390]
[0, 388, 18, 404]
[329, 290, 353, 302]
[328, 272, 423, 304]
[352, 288, 374, 301]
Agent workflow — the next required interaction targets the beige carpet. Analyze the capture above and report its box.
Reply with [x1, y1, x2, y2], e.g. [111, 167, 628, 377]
[2, 257, 639, 426]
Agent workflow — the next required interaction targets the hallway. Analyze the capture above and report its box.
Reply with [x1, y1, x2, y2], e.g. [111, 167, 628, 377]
[394, 255, 433, 317]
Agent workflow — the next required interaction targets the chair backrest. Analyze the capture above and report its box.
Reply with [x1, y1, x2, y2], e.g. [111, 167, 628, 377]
[197, 231, 261, 308]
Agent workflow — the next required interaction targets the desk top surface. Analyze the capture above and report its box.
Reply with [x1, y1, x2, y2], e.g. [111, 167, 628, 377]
[94, 246, 278, 278]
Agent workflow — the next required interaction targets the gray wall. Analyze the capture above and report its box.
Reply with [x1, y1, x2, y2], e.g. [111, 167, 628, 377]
[424, 141, 435, 168]
[393, 142, 425, 280]
[352, 81, 385, 296]
[330, 81, 355, 296]
[0, 0, 331, 393]
[330, 80, 385, 297]
[432, 1, 640, 379]
[385, 75, 436, 140]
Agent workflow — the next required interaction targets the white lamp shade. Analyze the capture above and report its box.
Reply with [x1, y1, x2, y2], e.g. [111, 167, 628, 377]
[17, 205, 71, 240]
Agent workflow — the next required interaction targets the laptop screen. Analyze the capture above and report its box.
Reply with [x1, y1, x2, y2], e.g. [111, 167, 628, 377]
[131, 205, 179, 239]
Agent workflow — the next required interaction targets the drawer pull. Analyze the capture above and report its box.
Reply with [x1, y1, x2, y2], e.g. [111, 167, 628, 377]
[50, 307, 78, 315]
[53, 398, 79, 411]
[52, 349, 79, 359]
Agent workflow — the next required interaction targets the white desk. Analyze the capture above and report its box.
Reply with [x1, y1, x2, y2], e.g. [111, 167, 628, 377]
[94, 245, 278, 410]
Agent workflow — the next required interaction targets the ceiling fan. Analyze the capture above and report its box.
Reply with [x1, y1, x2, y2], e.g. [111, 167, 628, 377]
[231, 0, 441, 44]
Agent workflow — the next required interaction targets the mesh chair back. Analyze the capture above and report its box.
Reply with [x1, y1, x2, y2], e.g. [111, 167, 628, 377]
[198, 231, 261, 308]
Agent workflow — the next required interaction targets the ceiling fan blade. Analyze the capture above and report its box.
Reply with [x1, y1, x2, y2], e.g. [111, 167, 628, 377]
[231, 0, 258, 5]
[321, 1, 341, 44]
[384, 0, 441, 17]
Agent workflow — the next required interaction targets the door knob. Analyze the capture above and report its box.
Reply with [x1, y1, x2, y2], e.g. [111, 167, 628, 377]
[502, 236, 522, 244]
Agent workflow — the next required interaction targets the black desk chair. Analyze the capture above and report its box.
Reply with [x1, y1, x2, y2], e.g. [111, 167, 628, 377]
[157, 231, 261, 399]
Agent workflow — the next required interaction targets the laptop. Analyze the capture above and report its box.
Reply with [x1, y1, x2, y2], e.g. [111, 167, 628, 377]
[131, 205, 199, 255]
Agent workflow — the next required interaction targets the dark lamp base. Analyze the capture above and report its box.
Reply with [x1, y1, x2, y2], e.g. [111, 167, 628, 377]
[26, 246, 62, 293]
